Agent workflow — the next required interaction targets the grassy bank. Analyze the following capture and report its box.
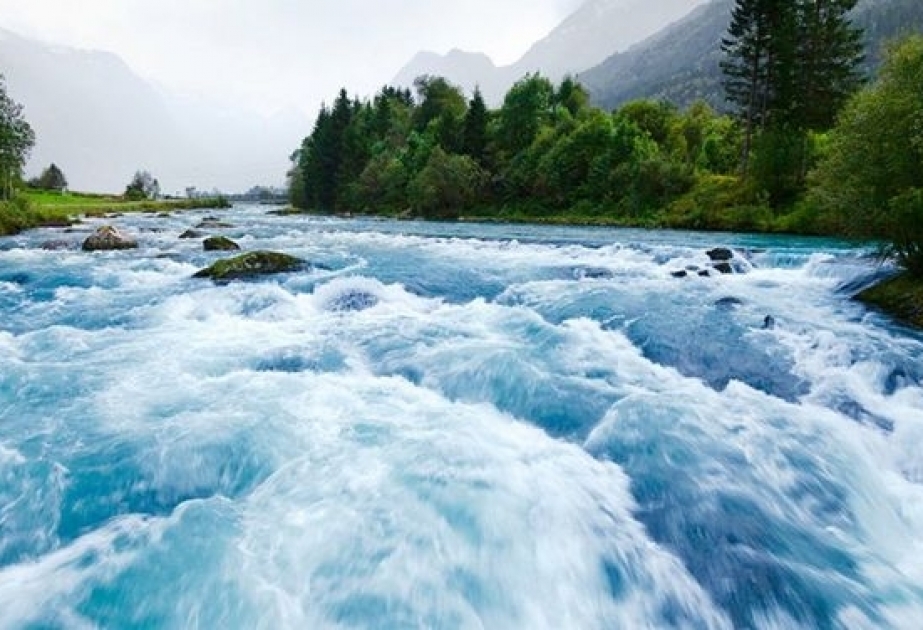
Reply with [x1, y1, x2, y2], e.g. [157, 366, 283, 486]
[0, 190, 230, 236]
[857, 273, 923, 329]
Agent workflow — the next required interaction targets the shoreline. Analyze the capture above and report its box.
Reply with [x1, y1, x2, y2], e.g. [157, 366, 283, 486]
[0, 194, 230, 236]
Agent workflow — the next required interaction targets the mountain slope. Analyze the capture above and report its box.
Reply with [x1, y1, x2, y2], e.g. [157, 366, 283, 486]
[391, 0, 706, 103]
[0, 29, 308, 193]
[581, 0, 923, 112]
[510, 0, 705, 80]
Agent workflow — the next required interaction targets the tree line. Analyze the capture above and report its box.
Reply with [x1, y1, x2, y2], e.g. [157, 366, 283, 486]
[288, 1, 922, 276]
[288, 76, 740, 221]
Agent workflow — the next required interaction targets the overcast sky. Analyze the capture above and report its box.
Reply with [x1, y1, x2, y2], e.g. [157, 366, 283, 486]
[0, 0, 584, 115]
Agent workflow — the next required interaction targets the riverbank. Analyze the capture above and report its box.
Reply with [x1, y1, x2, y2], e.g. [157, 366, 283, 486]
[0, 190, 230, 236]
[857, 273, 923, 329]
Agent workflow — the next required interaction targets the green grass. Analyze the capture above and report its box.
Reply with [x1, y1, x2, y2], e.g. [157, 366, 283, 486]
[0, 189, 231, 236]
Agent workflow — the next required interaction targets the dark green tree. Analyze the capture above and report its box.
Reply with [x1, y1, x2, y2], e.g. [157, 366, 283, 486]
[0, 75, 35, 200]
[33, 163, 68, 191]
[413, 76, 467, 153]
[462, 87, 489, 165]
[721, 0, 773, 171]
[554, 76, 590, 119]
[408, 146, 486, 219]
[796, 0, 864, 131]
[495, 74, 555, 159]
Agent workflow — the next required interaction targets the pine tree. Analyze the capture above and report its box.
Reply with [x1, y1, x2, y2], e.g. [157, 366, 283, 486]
[796, 0, 864, 131]
[721, 0, 773, 172]
[462, 87, 489, 165]
[722, 0, 864, 176]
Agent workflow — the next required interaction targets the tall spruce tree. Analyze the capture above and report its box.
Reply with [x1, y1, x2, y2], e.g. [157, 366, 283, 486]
[796, 0, 864, 131]
[722, 0, 864, 176]
[721, 0, 773, 172]
[462, 87, 489, 165]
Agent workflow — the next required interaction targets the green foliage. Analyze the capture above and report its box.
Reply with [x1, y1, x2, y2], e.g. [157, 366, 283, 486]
[408, 147, 486, 219]
[809, 34, 923, 274]
[124, 170, 160, 200]
[721, 0, 863, 182]
[0, 74, 35, 200]
[494, 74, 555, 160]
[31, 163, 68, 191]
[462, 88, 489, 166]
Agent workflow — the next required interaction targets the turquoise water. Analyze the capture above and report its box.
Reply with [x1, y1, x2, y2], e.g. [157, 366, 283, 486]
[1, 207, 922, 628]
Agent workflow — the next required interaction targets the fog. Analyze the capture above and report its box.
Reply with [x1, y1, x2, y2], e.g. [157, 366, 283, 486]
[0, 0, 695, 193]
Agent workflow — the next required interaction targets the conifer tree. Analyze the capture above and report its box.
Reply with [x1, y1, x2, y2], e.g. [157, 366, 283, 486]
[721, 0, 773, 171]
[462, 87, 489, 165]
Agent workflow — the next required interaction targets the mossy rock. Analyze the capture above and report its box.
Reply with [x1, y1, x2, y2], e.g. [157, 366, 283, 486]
[856, 272, 923, 329]
[193, 251, 305, 281]
[203, 236, 241, 251]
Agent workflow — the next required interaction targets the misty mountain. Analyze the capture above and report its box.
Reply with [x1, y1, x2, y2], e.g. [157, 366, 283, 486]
[391, 0, 706, 103]
[0, 28, 308, 194]
[581, 0, 923, 112]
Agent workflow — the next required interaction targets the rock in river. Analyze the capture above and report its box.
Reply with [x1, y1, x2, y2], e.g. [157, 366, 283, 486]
[82, 226, 138, 251]
[203, 236, 241, 251]
[193, 251, 305, 281]
[707, 247, 734, 262]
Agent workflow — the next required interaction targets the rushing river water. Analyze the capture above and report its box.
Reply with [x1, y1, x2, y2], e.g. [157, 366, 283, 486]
[1, 206, 922, 629]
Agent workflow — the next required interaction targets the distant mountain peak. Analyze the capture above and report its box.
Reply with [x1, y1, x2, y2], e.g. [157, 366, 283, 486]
[391, 0, 707, 104]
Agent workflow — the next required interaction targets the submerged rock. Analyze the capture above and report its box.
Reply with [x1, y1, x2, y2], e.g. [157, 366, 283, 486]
[573, 267, 615, 280]
[203, 236, 241, 251]
[193, 251, 305, 281]
[196, 217, 235, 229]
[326, 289, 379, 312]
[763, 315, 776, 330]
[715, 296, 744, 309]
[41, 239, 73, 251]
[82, 225, 138, 251]
[713, 262, 734, 275]
[179, 229, 206, 239]
[671, 270, 689, 278]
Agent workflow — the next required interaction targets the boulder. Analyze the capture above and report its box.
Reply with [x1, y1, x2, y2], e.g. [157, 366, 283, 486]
[204, 236, 241, 251]
[707, 247, 734, 262]
[196, 217, 235, 229]
[713, 262, 734, 275]
[671, 270, 689, 278]
[179, 229, 206, 239]
[193, 251, 305, 281]
[82, 225, 138, 251]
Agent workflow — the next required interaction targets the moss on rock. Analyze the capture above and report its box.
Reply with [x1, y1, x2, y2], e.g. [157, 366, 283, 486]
[193, 251, 305, 281]
[857, 272, 923, 329]
[203, 236, 241, 251]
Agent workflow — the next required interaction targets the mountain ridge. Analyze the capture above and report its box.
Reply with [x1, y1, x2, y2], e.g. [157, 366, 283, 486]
[391, 0, 706, 102]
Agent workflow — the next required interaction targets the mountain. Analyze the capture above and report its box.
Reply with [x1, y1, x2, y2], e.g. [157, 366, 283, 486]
[581, 0, 923, 112]
[509, 0, 706, 80]
[391, 0, 707, 103]
[0, 28, 309, 194]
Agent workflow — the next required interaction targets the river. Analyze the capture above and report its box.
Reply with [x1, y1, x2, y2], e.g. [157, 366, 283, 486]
[1, 206, 922, 628]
